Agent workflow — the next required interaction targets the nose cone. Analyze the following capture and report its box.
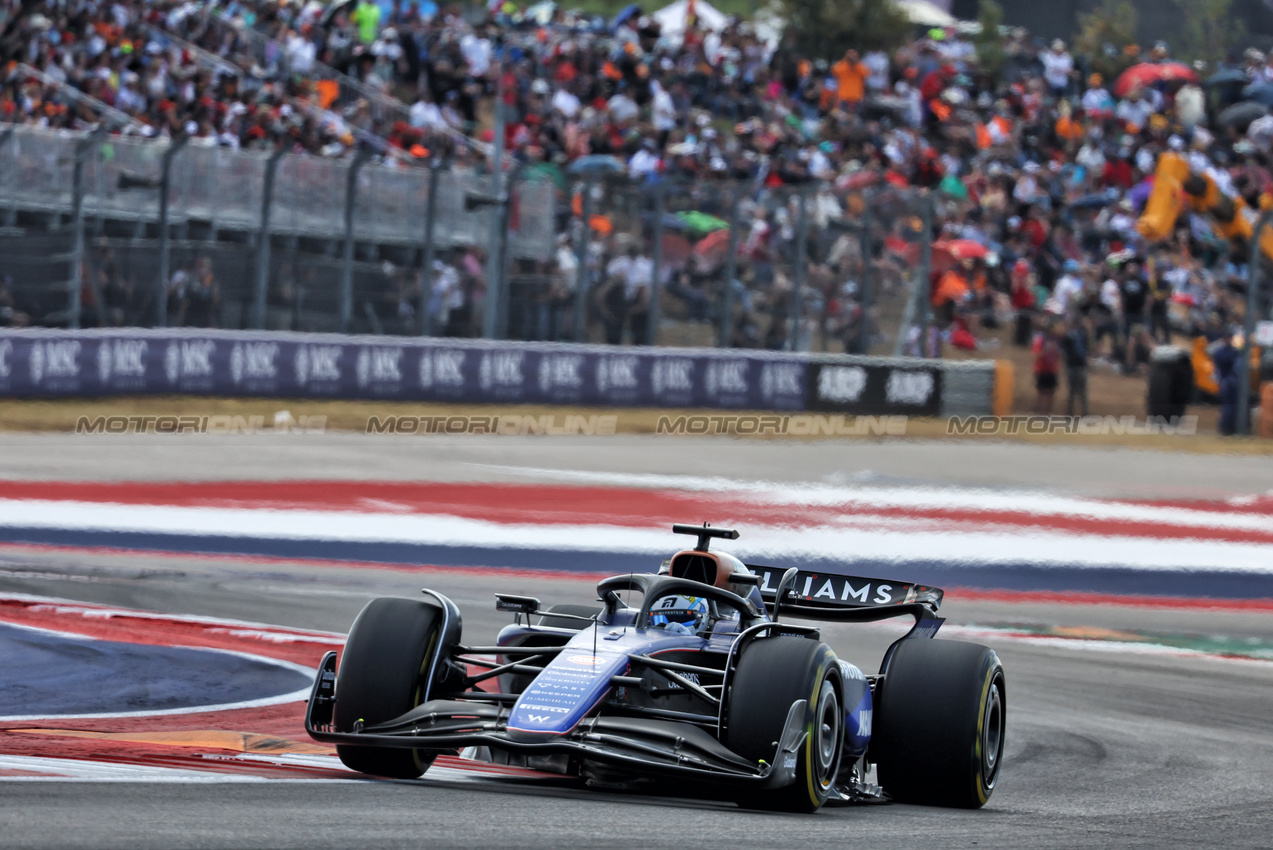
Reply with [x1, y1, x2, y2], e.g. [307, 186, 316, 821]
[506, 651, 628, 741]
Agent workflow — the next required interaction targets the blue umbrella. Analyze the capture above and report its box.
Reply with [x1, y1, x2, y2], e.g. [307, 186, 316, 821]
[567, 155, 626, 175]
[1069, 193, 1115, 210]
[1207, 68, 1250, 87]
[1242, 83, 1273, 106]
[610, 3, 641, 29]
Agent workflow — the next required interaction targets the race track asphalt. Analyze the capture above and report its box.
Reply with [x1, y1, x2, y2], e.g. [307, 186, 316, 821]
[0, 435, 1271, 849]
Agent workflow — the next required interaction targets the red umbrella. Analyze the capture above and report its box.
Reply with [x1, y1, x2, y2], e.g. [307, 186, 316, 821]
[1154, 61, 1200, 85]
[1114, 62, 1199, 97]
[660, 233, 693, 271]
[692, 229, 732, 272]
[931, 239, 989, 274]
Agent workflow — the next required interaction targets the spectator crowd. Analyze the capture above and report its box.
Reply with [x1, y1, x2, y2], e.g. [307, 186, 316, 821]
[1, 0, 1271, 429]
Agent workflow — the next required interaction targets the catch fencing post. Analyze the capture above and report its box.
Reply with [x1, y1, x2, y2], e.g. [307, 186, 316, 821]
[647, 181, 665, 345]
[69, 127, 106, 330]
[419, 155, 443, 335]
[339, 147, 373, 334]
[495, 165, 526, 339]
[482, 62, 506, 340]
[572, 177, 595, 342]
[1238, 210, 1273, 435]
[917, 196, 934, 342]
[856, 191, 875, 354]
[718, 184, 744, 347]
[252, 147, 287, 331]
[156, 135, 189, 328]
[790, 187, 810, 351]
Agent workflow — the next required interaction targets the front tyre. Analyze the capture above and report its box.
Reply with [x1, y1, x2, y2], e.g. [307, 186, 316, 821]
[725, 637, 844, 813]
[872, 639, 1006, 808]
[334, 597, 456, 779]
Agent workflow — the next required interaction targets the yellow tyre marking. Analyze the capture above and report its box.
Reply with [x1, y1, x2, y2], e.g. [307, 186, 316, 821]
[974, 663, 993, 805]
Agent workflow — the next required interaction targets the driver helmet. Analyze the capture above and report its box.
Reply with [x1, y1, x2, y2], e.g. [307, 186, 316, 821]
[649, 594, 711, 636]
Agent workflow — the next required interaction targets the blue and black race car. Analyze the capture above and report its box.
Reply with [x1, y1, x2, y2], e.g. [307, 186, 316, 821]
[305, 523, 1006, 812]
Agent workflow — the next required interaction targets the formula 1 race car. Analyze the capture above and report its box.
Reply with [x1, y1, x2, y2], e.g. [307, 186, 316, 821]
[305, 524, 1006, 812]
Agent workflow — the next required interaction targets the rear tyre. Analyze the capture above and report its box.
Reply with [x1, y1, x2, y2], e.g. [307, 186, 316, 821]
[725, 637, 844, 813]
[873, 639, 1006, 808]
[536, 604, 602, 631]
[334, 597, 455, 779]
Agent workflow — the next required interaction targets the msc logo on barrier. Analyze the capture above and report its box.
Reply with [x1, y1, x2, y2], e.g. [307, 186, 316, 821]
[705, 360, 748, 396]
[29, 340, 81, 385]
[418, 349, 465, 389]
[295, 344, 342, 386]
[356, 346, 402, 386]
[597, 356, 639, 393]
[97, 339, 147, 384]
[165, 340, 215, 383]
[538, 353, 584, 393]
[760, 362, 803, 402]
[230, 342, 280, 384]
[651, 358, 693, 395]
[479, 351, 524, 391]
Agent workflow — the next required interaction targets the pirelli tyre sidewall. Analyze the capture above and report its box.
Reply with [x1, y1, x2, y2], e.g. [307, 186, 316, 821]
[726, 637, 844, 813]
[873, 639, 1006, 808]
[333, 596, 454, 779]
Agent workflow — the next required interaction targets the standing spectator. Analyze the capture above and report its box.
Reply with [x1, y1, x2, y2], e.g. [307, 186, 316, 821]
[863, 49, 891, 95]
[182, 257, 220, 328]
[1061, 315, 1090, 416]
[1042, 40, 1074, 100]
[1009, 259, 1036, 346]
[831, 49, 869, 109]
[1211, 334, 1242, 435]
[351, 0, 382, 46]
[624, 245, 653, 344]
[598, 247, 631, 344]
[1032, 320, 1061, 413]
[1120, 260, 1149, 373]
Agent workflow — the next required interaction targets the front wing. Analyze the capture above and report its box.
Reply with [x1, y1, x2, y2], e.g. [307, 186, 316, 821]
[305, 651, 807, 787]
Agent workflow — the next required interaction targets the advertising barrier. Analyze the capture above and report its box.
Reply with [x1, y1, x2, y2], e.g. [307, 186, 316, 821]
[0, 329, 998, 418]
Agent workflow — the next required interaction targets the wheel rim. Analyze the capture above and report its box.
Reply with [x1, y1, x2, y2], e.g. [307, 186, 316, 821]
[981, 674, 1005, 789]
[814, 679, 841, 782]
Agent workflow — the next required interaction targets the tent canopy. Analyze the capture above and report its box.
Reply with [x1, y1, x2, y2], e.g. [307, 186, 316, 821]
[895, 0, 958, 27]
[653, 0, 729, 38]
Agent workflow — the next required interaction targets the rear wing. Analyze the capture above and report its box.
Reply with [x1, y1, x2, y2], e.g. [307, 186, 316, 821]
[746, 564, 943, 624]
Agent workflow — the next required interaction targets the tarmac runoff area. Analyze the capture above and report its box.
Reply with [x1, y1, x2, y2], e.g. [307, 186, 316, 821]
[0, 435, 1270, 849]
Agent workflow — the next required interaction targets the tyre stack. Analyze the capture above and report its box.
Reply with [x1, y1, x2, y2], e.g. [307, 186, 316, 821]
[1146, 345, 1193, 420]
